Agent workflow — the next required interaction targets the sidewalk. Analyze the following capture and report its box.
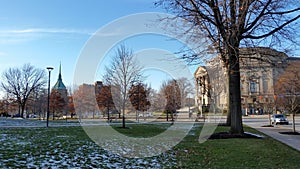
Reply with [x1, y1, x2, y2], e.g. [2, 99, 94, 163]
[245, 122, 300, 152]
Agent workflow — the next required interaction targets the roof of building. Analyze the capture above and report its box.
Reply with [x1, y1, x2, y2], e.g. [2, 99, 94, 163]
[240, 47, 289, 64]
[53, 63, 66, 90]
[286, 57, 300, 61]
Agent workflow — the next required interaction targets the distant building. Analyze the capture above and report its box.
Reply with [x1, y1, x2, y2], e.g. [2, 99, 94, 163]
[52, 63, 67, 97]
[194, 47, 300, 115]
[51, 63, 68, 117]
[53, 63, 67, 90]
[95, 81, 103, 94]
[73, 83, 100, 119]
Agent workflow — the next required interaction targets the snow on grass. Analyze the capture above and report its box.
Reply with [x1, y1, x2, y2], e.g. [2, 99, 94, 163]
[0, 124, 177, 168]
[0, 117, 80, 127]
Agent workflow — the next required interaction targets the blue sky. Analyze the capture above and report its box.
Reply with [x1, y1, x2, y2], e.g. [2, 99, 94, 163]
[0, 0, 174, 91]
[0, 0, 199, 96]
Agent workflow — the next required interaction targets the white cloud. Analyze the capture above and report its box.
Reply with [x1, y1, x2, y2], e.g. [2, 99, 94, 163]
[0, 27, 129, 44]
[0, 28, 96, 44]
[0, 28, 94, 35]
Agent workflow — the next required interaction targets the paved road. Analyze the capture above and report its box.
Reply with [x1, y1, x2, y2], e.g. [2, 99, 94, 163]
[243, 115, 300, 131]
[243, 115, 300, 151]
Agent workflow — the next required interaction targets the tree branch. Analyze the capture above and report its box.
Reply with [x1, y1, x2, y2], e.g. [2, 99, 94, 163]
[243, 14, 300, 39]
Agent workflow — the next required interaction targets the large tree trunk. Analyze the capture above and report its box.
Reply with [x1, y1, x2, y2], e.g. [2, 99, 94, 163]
[21, 104, 25, 118]
[228, 49, 244, 135]
[226, 112, 231, 126]
[226, 72, 231, 126]
[122, 103, 126, 128]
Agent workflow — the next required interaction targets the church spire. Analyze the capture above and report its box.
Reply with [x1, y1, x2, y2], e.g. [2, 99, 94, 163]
[58, 62, 62, 80]
[53, 62, 66, 90]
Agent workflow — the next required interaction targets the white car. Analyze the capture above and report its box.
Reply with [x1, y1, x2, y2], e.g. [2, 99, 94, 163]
[271, 114, 289, 125]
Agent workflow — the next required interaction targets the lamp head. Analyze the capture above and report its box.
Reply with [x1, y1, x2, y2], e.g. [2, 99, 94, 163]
[46, 67, 54, 71]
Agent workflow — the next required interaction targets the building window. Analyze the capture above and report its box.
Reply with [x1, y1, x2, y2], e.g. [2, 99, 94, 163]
[250, 81, 257, 93]
[263, 77, 268, 93]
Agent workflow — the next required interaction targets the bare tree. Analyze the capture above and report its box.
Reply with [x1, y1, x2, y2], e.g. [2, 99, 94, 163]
[25, 88, 47, 118]
[1, 64, 46, 118]
[176, 77, 194, 107]
[161, 79, 181, 121]
[103, 45, 143, 128]
[149, 89, 166, 113]
[275, 61, 300, 133]
[156, 0, 300, 134]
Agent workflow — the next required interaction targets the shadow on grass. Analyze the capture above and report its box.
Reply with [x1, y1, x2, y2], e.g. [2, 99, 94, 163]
[207, 124, 265, 139]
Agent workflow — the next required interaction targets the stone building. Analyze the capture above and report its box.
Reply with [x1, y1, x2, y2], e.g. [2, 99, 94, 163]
[194, 47, 300, 115]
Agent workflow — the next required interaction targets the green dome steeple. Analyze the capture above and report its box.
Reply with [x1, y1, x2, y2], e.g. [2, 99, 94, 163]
[53, 63, 66, 90]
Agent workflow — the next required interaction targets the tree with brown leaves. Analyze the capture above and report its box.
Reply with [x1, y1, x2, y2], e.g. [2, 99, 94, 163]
[275, 61, 300, 133]
[50, 90, 67, 120]
[129, 83, 151, 120]
[96, 85, 115, 121]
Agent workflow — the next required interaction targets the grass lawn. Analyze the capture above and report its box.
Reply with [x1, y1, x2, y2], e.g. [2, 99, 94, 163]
[0, 123, 299, 168]
[174, 125, 300, 168]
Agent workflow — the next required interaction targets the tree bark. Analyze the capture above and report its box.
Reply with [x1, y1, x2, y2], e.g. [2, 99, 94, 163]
[226, 112, 231, 126]
[21, 103, 25, 118]
[122, 102, 126, 128]
[226, 68, 231, 126]
[228, 50, 244, 135]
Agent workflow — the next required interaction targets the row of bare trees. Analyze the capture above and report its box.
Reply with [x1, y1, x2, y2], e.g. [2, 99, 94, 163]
[68, 45, 192, 128]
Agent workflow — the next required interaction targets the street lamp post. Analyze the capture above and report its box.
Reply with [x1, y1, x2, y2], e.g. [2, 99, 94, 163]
[46, 67, 54, 127]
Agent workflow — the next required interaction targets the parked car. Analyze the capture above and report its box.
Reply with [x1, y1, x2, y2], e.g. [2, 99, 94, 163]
[138, 112, 153, 117]
[12, 113, 21, 118]
[28, 114, 38, 118]
[271, 114, 289, 125]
